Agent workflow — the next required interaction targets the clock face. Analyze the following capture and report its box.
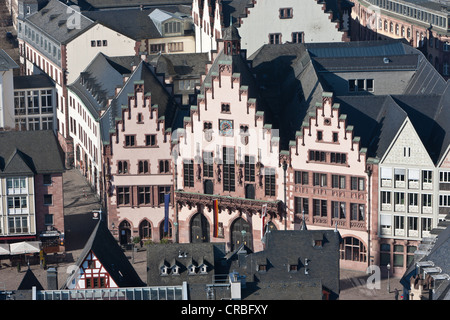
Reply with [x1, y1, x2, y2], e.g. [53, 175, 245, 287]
[219, 119, 234, 137]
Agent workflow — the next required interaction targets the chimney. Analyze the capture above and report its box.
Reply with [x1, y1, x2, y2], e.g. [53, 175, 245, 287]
[47, 267, 58, 290]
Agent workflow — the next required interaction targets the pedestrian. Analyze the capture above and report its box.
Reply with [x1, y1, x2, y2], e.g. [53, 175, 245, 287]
[394, 288, 399, 300]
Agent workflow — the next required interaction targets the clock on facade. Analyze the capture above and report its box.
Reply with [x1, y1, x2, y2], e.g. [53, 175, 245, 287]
[219, 119, 234, 136]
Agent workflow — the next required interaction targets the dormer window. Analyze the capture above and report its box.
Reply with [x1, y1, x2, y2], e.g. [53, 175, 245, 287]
[188, 265, 196, 275]
[314, 240, 323, 247]
[200, 264, 208, 274]
[172, 265, 180, 275]
[221, 103, 230, 113]
[257, 264, 267, 272]
[160, 265, 169, 276]
[289, 264, 298, 272]
[164, 21, 181, 35]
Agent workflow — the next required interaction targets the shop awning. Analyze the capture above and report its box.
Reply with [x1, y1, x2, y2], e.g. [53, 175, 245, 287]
[9, 241, 41, 255]
[0, 244, 9, 255]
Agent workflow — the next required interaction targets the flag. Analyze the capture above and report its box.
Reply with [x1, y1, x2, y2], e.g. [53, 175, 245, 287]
[164, 193, 170, 233]
[261, 204, 268, 240]
[213, 199, 219, 237]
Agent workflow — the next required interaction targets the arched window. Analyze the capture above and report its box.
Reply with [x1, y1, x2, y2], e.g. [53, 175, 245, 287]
[139, 220, 152, 240]
[340, 236, 367, 262]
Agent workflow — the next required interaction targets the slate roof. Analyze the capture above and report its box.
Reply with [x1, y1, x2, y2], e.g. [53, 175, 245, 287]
[82, 5, 192, 40]
[0, 130, 65, 176]
[146, 242, 227, 288]
[400, 226, 450, 300]
[68, 52, 139, 119]
[234, 230, 342, 300]
[72, 0, 192, 10]
[0, 49, 19, 71]
[334, 90, 450, 165]
[147, 52, 209, 79]
[62, 220, 145, 289]
[25, 0, 95, 44]
[99, 60, 181, 145]
[14, 74, 54, 90]
[17, 268, 44, 291]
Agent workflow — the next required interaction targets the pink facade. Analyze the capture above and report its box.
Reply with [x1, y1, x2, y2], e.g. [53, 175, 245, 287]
[105, 81, 173, 245]
[174, 38, 284, 253]
[287, 93, 379, 271]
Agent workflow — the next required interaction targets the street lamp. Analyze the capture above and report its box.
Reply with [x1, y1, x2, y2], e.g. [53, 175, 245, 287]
[387, 263, 391, 293]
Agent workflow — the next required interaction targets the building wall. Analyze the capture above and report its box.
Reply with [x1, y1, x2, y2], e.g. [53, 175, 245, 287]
[65, 24, 136, 85]
[0, 68, 15, 129]
[238, 0, 348, 56]
[0, 175, 36, 239]
[67, 90, 102, 195]
[349, 0, 450, 79]
[288, 93, 372, 271]
[106, 83, 173, 244]
[378, 119, 436, 275]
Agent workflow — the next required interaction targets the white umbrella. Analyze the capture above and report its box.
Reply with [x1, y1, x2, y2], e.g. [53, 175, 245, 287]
[9, 241, 41, 255]
[0, 244, 9, 255]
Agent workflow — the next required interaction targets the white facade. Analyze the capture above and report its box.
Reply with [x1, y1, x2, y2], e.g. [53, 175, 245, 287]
[378, 119, 437, 240]
[0, 62, 16, 129]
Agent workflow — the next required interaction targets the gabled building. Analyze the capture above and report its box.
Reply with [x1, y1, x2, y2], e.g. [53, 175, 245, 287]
[101, 59, 181, 245]
[193, 0, 353, 57]
[17, 0, 138, 166]
[83, 6, 196, 56]
[173, 26, 284, 253]
[62, 220, 145, 289]
[0, 130, 65, 251]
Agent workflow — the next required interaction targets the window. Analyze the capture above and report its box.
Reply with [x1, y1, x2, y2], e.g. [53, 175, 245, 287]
[7, 196, 28, 213]
[102, 40, 108, 46]
[44, 214, 53, 226]
[159, 160, 170, 174]
[244, 155, 255, 182]
[309, 150, 326, 162]
[332, 201, 346, 219]
[317, 131, 323, 141]
[394, 192, 405, 205]
[97, 40, 102, 47]
[43, 174, 52, 185]
[332, 175, 346, 189]
[164, 21, 181, 34]
[264, 167, 276, 196]
[422, 170, 432, 184]
[6, 177, 27, 194]
[279, 8, 293, 19]
[393, 244, 404, 267]
[91, 40, 96, 47]
[332, 132, 338, 143]
[8, 216, 28, 234]
[292, 32, 304, 43]
[440, 171, 450, 182]
[28, 117, 40, 131]
[138, 160, 149, 174]
[145, 134, 156, 146]
[14, 91, 26, 115]
[27, 90, 39, 114]
[158, 186, 171, 205]
[138, 187, 151, 205]
[381, 191, 391, 204]
[125, 135, 135, 147]
[340, 237, 367, 262]
[223, 147, 235, 192]
[269, 33, 282, 44]
[366, 79, 374, 92]
[41, 90, 52, 113]
[313, 173, 327, 187]
[221, 103, 230, 113]
[295, 171, 309, 185]
[150, 44, 165, 53]
[168, 42, 183, 52]
[408, 193, 418, 207]
[422, 194, 432, 208]
[394, 168, 405, 183]
[183, 160, 194, 188]
[294, 197, 308, 214]
[118, 161, 128, 174]
[43, 194, 53, 205]
[117, 187, 130, 205]
[394, 216, 404, 230]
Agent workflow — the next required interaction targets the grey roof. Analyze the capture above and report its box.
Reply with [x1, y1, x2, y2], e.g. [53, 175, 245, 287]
[17, 268, 44, 291]
[62, 220, 145, 289]
[146, 242, 226, 289]
[72, 0, 192, 10]
[147, 52, 209, 78]
[231, 230, 342, 300]
[401, 226, 450, 300]
[82, 5, 191, 40]
[99, 60, 180, 144]
[14, 74, 54, 90]
[26, 0, 94, 44]
[68, 52, 139, 119]
[0, 130, 65, 176]
[0, 49, 19, 71]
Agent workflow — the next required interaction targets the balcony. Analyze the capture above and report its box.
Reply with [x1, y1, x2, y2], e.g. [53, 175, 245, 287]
[394, 228, 405, 236]
[381, 179, 392, 187]
[408, 205, 419, 213]
[394, 204, 405, 212]
[408, 180, 419, 189]
[422, 182, 432, 190]
[422, 206, 433, 214]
